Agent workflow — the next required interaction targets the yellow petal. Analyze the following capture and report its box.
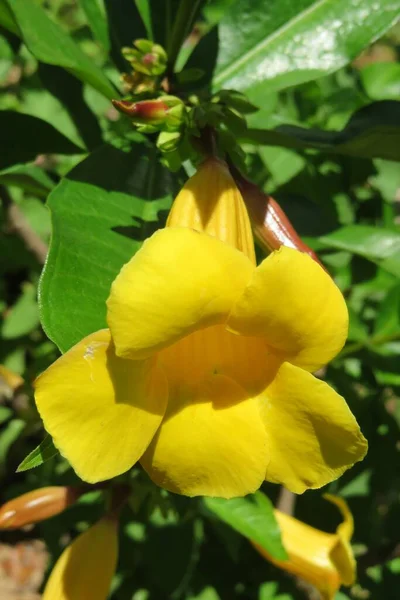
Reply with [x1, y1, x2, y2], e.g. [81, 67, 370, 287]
[325, 495, 356, 587]
[261, 362, 367, 493]
[42, 518, 117, 600]
[35, 329, 167, 483]
[167, 158, 256, 263]
[227, 246, 348, 371]
[107, 227, 254, 360]
[261, 511, 341, 599]
[141, 372, 269, 498]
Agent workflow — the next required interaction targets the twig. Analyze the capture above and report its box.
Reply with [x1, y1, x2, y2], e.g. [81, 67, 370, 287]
[1, 185, 48, 265]
[276, 487, 296, 516]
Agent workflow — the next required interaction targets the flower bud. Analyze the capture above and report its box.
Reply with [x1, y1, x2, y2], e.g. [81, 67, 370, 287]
[234, 174, 324, 268]
[252, 494, 355, 600]
[0, 487, 82, 529]
[112, 99, 169, 124]
[113, 96, 185, 133]
[122, 39, 167, 76]
[42, 518, 118, 600]
[0, 364, 23, 392]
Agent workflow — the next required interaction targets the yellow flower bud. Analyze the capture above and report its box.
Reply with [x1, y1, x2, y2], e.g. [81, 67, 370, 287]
[0, 487, 82, 529]
[252, 495, 355, 600]
[43, 517, 118, 600]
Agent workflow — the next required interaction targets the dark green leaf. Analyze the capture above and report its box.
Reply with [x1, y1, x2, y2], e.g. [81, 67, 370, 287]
[0, 111, 83, 170]
[214, 0, 399, 93]
[6, 0, 116, 99]
[242, 101, 400, 162]
[319, 225, 400, 277]
[0, 419, 25, 472]
[17, 435, 58, 472]
[81, 0, 110, 50]
[38, 63, 103, 152]
[203, 492, 287, 561]
[39, 143, 177, 352]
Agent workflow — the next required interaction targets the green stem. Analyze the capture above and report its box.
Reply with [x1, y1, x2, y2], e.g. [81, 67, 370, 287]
[167, 0, 202, 72]
[339, 331, 400, 358]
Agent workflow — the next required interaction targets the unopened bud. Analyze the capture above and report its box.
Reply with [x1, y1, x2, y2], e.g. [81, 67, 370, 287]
[122, 39, 167, 76]
[0, 365, 23, 391]
[112, 99, 168, 123]
[0, 486, 82, 529]
[42, 518, 118, 600]
[112, 96, 185, 132]
[234, 175, 325, 269]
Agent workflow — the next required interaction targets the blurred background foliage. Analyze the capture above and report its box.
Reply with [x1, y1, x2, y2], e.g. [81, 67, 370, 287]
[0, 0, 400, 598]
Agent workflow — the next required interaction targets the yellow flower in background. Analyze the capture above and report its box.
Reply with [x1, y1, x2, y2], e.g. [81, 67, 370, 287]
[42, 518, 118, 600]
[35, 158, 367, 498]
[252, 495, 356, 600]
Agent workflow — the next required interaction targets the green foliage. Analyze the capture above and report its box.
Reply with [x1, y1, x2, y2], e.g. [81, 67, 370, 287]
[0, 1, 400, 599]
[203, 493, 287, 560]
[17, 435, 58, 472]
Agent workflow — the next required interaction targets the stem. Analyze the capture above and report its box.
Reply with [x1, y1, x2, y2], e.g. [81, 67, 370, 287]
[339, 331, 400, 358]
[1, 185, 48, 264]
[167, 0, 202, 72]
[276, 487, 296, 516]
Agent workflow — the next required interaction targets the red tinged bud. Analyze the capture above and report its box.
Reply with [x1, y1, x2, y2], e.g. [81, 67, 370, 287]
[112, 99, 169, 123]
[233, 173, 325, 270]
[0, 486, 83, 529]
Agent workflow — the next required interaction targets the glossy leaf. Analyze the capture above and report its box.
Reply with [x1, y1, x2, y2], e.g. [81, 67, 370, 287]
[214, 0, 399, 93]
[5, 0, 116, 99]
[39, 143, 177, 352]
[242, 101, 400, 162]
[17, 435, 58, 472]
[203, 493, 287, 561]
[319, 225, 400, 277]
[0, 111, 82, 170]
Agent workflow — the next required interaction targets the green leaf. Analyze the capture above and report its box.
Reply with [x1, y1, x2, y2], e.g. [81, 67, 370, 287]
[242, 101, 400, 162]
[0, 406, 12, 425]
[203, 492, 287, 561]
[135, 0, 153, 39]
[360, 62, 400, 101]
[0, 164, 54, 198]
[17, 435, 58, 472]
[39, 143, 177, 352]
[2, 283, 40, 339]
[0, 111, 83, 170]
[214, 0, 399, 93]
[81, 0, 110, 51]
[374, 285, 400, 337]
[6, 0, 116, 99]
[0, 419, 25, 473]
[319, 225, 400, 277]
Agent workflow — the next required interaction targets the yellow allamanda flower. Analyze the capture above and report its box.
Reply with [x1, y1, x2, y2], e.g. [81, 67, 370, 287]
[253, 495, 356, 600]
[35, 158, 367, 498]
[42, 517, 118, 600]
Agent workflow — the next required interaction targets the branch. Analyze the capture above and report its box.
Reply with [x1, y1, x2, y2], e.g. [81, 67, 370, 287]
[1, 185, 48, 265]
